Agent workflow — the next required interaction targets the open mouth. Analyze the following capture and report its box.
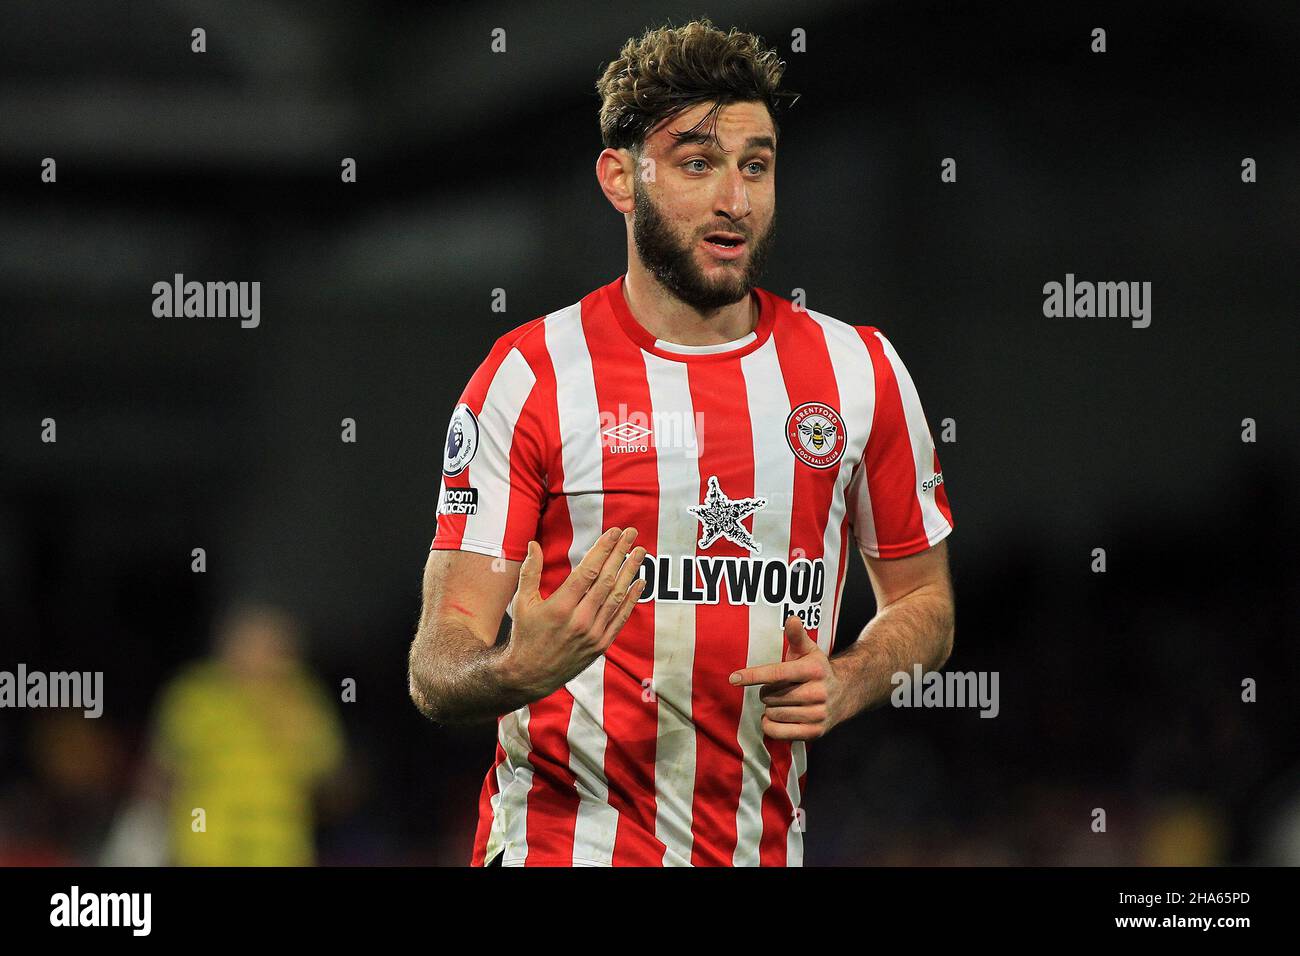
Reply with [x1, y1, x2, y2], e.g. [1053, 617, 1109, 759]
[704, 232, 745, 247]
[702, 232, 747, 259]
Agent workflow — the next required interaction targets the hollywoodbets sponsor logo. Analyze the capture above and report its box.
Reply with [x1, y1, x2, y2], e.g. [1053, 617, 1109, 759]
[635, 554, 826, 628]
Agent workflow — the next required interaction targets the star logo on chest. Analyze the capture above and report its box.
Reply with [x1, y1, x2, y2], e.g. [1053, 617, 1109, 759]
[687, 475, 767, 554]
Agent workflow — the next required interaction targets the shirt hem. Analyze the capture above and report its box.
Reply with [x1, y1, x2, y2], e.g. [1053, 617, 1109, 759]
[500, 855, 613, 867]
[860, 520, 954, 560]
[430, 537, 525, 562]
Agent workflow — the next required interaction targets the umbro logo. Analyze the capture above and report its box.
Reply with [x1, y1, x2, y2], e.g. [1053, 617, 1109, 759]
[598, 404, 705, 456]
[602, 420, 652, 454]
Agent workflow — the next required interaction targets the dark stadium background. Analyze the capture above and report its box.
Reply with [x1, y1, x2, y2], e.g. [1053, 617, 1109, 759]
[1, 0, 1296, 865]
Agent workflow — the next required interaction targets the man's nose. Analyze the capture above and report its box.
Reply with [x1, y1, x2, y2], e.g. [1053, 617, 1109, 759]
[715, 168, 752, 222]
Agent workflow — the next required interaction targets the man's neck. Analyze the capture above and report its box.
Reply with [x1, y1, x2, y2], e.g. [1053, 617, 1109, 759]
[622, 268, 758, 347]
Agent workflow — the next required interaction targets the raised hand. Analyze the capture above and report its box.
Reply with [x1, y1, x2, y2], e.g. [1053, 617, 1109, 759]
[502, 527, 646, 700]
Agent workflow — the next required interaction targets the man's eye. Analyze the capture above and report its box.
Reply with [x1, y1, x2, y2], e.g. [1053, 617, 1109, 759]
[684, 159, 709, 172]
[746, 161, 767, 175]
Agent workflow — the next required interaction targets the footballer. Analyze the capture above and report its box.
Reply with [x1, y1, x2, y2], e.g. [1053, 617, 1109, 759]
[409, 18, 956, 866]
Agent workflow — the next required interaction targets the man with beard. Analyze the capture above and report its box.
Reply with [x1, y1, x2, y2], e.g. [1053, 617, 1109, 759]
[409, 18, 956, 867]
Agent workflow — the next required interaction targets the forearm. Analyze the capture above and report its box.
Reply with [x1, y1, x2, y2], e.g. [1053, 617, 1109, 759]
[828, 586, 955, 723]
[408, 622, 535, 725]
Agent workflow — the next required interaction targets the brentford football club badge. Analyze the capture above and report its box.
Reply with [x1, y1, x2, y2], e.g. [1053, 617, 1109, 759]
[786, 402, 847, 469]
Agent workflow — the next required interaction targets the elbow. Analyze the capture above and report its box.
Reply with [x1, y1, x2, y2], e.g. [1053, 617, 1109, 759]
[408, 617, 514, 727]
[934, 626, 954, 670]
[932, 603, 956, 670]
[408, 668, 441, 722]
[408, 650, 478, 727]
[409, 673, 461, 726]
[407, 637, 448, 724]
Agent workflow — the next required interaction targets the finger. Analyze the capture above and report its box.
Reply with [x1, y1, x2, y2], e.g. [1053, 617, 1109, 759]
[601, 577, 646, 645]
[734, 656, 822, 689]
[757, 680, 799, 702]
[761, 715, 819, 741]
[552, 527, 622, 606]
[729, 660, 800, 687]
[516, 540, 542, 602]
[760, 681, 826, 707]
[577, 527, 639, 617]
[763, 705, 826, 724]
[783, 614, 817, 656]
[594, 545, 647, 630]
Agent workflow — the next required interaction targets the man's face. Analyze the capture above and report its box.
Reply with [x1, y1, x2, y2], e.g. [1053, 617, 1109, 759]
[220, 610, 299, 682]
[631, 100, 777, 312]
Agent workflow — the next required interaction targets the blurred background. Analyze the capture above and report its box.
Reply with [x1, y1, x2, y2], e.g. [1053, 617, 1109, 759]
[1, 0, 1296, 865]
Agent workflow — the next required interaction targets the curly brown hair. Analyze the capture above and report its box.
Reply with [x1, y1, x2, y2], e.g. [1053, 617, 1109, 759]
[596, 18, 798, 155]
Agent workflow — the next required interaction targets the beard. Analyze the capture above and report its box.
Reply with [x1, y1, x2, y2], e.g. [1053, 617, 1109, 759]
[631, 180, 776, 312]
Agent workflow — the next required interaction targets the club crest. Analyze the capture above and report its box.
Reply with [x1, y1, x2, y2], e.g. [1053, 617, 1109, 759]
[786, 402, 846, 469]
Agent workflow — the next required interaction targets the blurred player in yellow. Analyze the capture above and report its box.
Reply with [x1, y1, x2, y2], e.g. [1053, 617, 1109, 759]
[147, 603, 345, 865]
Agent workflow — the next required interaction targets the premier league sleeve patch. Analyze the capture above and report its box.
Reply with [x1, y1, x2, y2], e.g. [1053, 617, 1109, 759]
[442, 403, 480, 476]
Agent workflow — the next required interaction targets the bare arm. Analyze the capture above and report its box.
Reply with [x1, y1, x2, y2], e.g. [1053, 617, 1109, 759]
[408, 528, 646, 725]
[827, 537, 955, 720]
[407, 548, 522, 725]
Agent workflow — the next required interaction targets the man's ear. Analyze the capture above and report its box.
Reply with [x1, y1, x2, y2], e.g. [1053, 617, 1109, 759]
[596, 147, 637, 214]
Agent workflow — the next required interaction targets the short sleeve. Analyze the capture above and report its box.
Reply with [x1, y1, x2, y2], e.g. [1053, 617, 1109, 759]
[430, 334, 548, 562]
[845, 327, 954, 559]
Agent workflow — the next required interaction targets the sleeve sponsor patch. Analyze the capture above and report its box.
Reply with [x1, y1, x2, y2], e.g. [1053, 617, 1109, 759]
[442, 403, 480, 476]
[437, 486, 479, 515]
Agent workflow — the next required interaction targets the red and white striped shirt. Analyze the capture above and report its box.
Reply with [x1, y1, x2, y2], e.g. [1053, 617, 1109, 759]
[432, 274, 954, 866]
